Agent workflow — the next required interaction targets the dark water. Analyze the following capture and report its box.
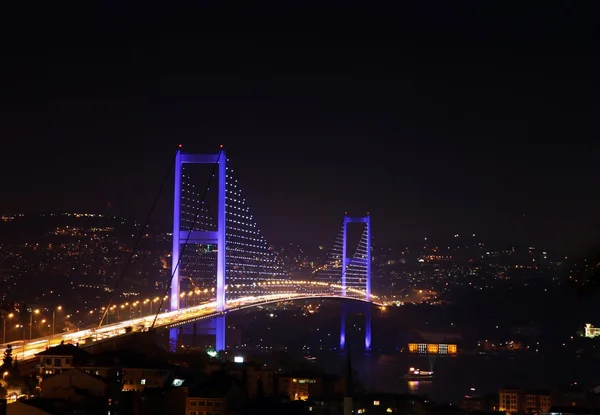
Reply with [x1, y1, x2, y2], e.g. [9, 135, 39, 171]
[313, 352, 600, 403]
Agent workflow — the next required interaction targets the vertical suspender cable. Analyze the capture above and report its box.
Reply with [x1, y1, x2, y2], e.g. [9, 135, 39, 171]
[98, 151, 177, 328]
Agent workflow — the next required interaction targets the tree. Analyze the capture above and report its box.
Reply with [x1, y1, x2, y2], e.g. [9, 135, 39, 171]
[12, 356, 20, 378]
[1, 345, 13, 370]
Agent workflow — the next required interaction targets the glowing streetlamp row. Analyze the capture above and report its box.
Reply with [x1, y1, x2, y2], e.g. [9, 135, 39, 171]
[85, 279, 377, 321]
[2, 305, 65, 343]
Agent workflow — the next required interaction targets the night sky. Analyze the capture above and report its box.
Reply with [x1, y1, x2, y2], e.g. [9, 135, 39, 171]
[1, 2, 599, 254]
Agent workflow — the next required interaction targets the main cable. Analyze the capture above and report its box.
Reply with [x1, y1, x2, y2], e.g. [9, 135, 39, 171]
[98, 150, 177, 328]
[151, 150, 222, 329]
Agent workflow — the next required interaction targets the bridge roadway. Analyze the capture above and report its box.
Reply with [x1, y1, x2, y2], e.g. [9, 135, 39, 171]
[5, 290, 378, 363]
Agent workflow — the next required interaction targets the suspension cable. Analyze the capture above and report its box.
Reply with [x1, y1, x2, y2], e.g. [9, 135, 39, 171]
[311, 219, 369, 295]
[311, 220, 345, 280]
[98, 150, 177, 328]
[151, 150, 222, 329]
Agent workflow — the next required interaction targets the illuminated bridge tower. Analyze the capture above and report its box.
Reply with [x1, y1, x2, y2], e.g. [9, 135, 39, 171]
[170, 149, 226, 352]
[339, 213, 372, 352]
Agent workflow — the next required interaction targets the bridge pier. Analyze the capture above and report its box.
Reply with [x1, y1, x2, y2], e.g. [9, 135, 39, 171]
[340, 302, 372, 352]
[193, 321, 197, 347]
[215, 315, 225, 351]
[365, 305, 372, 352]
[340, 306, 346, 350]
[179, 315, 226, 352]
[169, 328, 178, 352]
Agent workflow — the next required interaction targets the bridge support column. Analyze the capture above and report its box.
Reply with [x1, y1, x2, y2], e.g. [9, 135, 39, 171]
[169, 329, 178, 352]
[177, 326, 184, 350]
[193, 322, 197, 347]
[365, 305, 372, 352]
[340, 302, 372, 352]
[181, 315, 226, 351]
[340, 306, 346, 351]
[215, 315, 225, 352]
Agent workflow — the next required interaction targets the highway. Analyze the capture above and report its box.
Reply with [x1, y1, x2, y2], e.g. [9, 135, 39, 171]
[3, 287, 377, 362]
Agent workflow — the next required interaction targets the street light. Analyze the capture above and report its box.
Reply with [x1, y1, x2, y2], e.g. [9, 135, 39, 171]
[52, 306, 62, 336]
[29, 309, 40, 340]
[2, 312, 14, 344]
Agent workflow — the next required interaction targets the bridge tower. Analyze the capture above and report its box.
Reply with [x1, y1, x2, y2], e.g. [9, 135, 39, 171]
[170, 149, 226, 352]
[340, 213, 372, 352]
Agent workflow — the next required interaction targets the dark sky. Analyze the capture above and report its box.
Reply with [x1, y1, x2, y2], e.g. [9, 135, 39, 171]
[1, 2, 599, 254]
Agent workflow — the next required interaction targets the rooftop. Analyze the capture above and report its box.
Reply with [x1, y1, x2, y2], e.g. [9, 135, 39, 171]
[35, 343, 90, 361]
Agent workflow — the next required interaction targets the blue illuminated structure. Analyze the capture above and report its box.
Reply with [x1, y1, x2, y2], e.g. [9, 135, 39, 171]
[340, 306, 346, 349]
[170, 149, 226, 351]
[169, 150, 371, 352]
[341, 214, 371, 300]
[340, 213, 372, 351]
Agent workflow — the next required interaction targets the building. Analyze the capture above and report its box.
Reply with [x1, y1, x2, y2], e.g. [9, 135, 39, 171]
[550, 407, 600, 415]
[40, 369, 107, 403]
[184, 372, 246, 415]
[186, 395, 226, 415]
[461, 392, 499, 412]
[524, 391, 552, 414]
[120, 367, 171, 392]
[500, 388, 552, 415]
[462, 396, 483, 412]
[407, 342, 458, 354]
[204, 360, 273, 398]
[6, 401, 52, 415]
[6, 398, 87, 415]
[551, 385, 588, 408]
[278, 376, 319, 401]
[36, 343, 90, 381]
[584, 324, 600, 338]
[36, 343, 174, 392]
[276, 372, 345, 401]
[353, 393, 431, 415]
[500, 389, 519, 414]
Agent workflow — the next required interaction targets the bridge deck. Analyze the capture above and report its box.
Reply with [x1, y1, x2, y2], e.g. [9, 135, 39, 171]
[5, 289, 377, 363]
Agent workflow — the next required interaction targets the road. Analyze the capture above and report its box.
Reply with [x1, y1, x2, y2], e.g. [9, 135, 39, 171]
[3, 289, 375, 362]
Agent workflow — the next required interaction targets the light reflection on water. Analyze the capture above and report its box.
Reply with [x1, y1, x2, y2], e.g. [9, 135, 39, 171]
[314, 352, 600, 404]
[407, 380, 433, 394]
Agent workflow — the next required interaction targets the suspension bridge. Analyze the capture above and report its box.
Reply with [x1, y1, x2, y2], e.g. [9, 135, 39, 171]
[4, 147, 377, 360]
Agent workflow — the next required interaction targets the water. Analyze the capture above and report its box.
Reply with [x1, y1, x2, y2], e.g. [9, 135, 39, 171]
[313, 352, 600, 403]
